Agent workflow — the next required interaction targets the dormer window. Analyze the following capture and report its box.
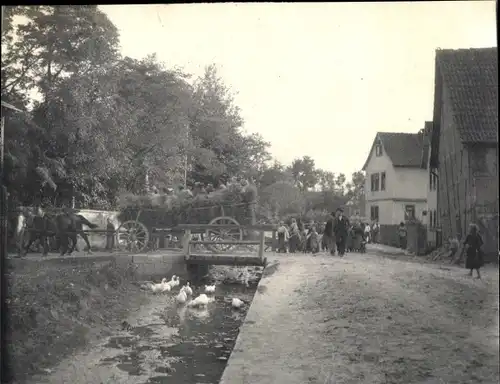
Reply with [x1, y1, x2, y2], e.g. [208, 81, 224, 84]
[375, 141, 383, 157]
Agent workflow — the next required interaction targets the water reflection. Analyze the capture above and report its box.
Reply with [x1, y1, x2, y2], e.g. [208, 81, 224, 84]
[97, 278, 258, 384]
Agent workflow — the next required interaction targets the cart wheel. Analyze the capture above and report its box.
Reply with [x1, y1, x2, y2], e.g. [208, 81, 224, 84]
[205, 216, 243, 252]
[117, 221, 149, 253]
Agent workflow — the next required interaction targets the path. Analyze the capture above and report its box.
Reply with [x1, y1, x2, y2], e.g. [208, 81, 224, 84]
[220, 250, 499, 384]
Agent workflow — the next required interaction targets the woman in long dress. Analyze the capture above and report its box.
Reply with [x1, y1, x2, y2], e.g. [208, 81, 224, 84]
[464, 223, 484, 279]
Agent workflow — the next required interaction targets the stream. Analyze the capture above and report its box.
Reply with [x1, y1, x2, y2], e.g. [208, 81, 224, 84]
[35, 266, 263, 384]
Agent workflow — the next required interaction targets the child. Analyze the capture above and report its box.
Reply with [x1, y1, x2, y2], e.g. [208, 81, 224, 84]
[309, 225, 320, 255]
[277, 221, 289, 253]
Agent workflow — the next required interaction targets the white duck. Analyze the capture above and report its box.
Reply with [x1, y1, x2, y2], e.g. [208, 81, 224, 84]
[172, 276, 180, 287]
[161, 281, 171, 292]
[176, 287, 188, 304]
[183, 282, 193, 296]
[231, 298, 245, 309]
[188, 293, 209, 308]
[151, 278, 168, 293]
[165, 275, 179, 290]
[204, 284, 216, 294]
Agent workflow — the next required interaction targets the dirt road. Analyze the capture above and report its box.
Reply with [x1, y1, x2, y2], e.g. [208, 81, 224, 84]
[221, 252, 499, 384]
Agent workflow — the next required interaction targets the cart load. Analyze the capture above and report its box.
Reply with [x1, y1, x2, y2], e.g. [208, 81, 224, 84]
[116, 184, 258, 252]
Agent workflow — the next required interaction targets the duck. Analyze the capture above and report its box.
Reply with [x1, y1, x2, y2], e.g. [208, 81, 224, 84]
[165, 275, 178, 290]
[176, 287, 188, 304]
[188, 293, 209, 308]
[151, 278, 168, 293]
[161, 280, 172, 292]
[204, 284, 216, 294]
[172, 275, 180, 287]
[231, 298, 245, 309]
[183, 282, 193, 296]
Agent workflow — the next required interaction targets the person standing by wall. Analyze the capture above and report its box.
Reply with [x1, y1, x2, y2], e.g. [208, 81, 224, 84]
[334, 208, 349, 257]
[398, 222, 407, 250]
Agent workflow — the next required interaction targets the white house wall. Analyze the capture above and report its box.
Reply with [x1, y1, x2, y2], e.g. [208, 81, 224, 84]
[364, 136, 428, 227]
[391, 201, 428, 225]
[392, 167, 428, 200]
[366, 200, 393, 225]
[364, 148, 397, 201]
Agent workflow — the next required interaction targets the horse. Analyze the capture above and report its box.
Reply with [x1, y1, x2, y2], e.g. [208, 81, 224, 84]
[23, 212, 98, 256]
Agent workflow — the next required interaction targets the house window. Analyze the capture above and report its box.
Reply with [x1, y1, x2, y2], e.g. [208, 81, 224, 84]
[404, 205, 416, 220]
[471, 149, 487, 174]
[370, 205, 379, 221]
[381, 172, 386, 191]
[375, 142, 383, 157]
[370, 173, 380, 191]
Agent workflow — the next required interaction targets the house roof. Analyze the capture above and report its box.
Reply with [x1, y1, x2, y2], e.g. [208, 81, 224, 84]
[362, 132, 425, 170]
[436, 47, 498, 143]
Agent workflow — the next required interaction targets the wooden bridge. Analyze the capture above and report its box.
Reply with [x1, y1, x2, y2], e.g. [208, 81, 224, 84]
[177, 224, 277, 267]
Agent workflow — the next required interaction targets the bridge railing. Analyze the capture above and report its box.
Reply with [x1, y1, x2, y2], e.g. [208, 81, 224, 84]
[176, 224, 277, 266]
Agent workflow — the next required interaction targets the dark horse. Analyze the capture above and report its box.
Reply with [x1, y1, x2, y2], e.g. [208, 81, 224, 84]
[23, 212, 98, 256]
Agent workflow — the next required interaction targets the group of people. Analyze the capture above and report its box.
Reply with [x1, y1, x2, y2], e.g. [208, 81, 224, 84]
[149, 176, 253, 199]
[363, 221, 380, 244]
[276, 217, 322, 254]
[276, 208, 377, 256]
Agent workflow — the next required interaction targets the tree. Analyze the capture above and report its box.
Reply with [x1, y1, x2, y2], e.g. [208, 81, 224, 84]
[2, 6, 121, 207]
[187, 65, 243, 185]
[334, 173, 347, 195]
[258, 160, 292, 189]
[187, 64, 271, 186]
[260, 181, 306, 218]
[316, 169, 336, 191]
[346, 171, 365, 202]
[2, 6, 119, 102]
[231, 132, 271, 180]
[111, 55, 192, 194]
[288, 156, 318, 191]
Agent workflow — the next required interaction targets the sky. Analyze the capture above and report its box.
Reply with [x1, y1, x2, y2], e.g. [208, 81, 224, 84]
[99, 2, 497, 177]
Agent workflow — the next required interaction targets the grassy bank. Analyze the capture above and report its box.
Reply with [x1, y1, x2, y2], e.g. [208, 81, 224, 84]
[4, 257, 150, 384]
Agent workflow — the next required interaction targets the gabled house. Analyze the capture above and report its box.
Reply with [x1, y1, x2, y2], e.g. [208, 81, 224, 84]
[362, 132, 428, 246]
[430, 47, 498, 256]
[420, 121, 441, 248]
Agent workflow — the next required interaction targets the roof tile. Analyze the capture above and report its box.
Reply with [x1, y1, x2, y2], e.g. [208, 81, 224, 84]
[436, 47, 498, 143]
[378, 132, 425, 168]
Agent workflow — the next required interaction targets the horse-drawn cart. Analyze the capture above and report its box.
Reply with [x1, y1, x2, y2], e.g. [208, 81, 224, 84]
[116, 188, 257, 254]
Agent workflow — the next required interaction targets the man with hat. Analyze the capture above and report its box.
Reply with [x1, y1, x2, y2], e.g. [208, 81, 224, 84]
[334, 207, 349, 257]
